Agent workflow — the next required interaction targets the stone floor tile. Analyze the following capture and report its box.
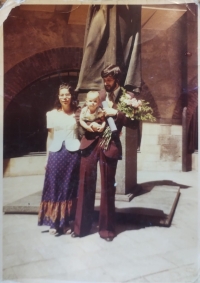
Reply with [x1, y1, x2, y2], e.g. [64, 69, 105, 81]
[18, 249, 45, 265]
[18, 278, 83, 283]
[119, 240, 160, 260]
[144, 263, 198, 282]
[34, 274, 70, 282]
[57, 255, 88, 273]
[76, 235, 103, 253]
[35, 233, 60, 248]
[135, 238, 180, 257]
[102, 259, 141, 282]
[89, 234, 117, 250]
[78, 250, 114, 270]
[112, 231, 141, 248]
[4, 231, 40, 251]
[126, 277, 150, 283]
[161, 247, 198, 267]
[33, 242, 70, 261]
[172, 236, 198, 250]
[56, 241, 86, 258]
[3, 242, 26, 258]
[11, 261, 45, 279]
[103, 255, 176, 282]
[34, 259, 68, 278]
[3, 267, 18, 281]
[3, 253, 27, 270]
[67, 266, 115, 282]
[35, 246, 59, 261]
[97, 246, 132, 267]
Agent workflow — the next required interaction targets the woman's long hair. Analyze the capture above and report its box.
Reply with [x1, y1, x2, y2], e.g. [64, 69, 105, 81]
[54, 83, 79, 112]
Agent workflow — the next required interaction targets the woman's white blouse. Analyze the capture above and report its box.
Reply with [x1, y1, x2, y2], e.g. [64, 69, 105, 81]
[47, 109, 80, 152]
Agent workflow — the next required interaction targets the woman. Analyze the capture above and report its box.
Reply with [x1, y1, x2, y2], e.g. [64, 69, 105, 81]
[38, 83, 81, 236]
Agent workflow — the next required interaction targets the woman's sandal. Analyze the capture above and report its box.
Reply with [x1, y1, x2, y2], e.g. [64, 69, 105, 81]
[49, 228, 57, 235]
[63, 228, 72, 235]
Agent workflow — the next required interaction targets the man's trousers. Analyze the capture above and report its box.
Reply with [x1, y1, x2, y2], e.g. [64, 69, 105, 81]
[74, 140, 118, 238]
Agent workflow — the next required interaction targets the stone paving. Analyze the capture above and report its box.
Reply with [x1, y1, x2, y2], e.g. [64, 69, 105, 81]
[2, 170, 199, 283]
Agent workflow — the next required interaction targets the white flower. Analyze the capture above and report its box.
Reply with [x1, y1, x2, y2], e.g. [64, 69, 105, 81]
[131, 98, 138, 107]
[124, 99, 132, 106]
[125, 93, 131, 99]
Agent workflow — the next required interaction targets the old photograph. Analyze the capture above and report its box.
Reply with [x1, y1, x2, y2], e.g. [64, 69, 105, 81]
[1, 0, 198, 282]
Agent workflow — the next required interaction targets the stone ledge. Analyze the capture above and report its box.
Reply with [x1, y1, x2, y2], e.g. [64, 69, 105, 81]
[3, 185, 180, 227]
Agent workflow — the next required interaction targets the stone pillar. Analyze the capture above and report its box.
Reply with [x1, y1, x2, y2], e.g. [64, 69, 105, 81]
[182, 107, 192, 171]
[182, 107, 187, 172]
[96, 126, 138, 202]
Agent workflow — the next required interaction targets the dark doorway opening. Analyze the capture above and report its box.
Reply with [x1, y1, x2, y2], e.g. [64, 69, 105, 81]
[4, 71, 79, 159]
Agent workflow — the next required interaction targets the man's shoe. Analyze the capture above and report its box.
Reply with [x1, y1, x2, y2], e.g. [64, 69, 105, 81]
[101, 236, 113, 242]
[71, 232, 79, 238]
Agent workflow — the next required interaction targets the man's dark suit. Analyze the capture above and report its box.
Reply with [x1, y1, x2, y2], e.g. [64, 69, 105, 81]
[74, 88, 138, 238]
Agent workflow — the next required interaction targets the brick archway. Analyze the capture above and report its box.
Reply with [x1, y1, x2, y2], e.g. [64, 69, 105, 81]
[4, 47, 83, 110]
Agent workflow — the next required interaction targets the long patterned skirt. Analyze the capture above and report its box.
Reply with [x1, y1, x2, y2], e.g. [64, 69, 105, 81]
[38, 143, 80, 230]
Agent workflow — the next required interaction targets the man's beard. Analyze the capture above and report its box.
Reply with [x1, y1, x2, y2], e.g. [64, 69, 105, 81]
[105, 81, 118, 93]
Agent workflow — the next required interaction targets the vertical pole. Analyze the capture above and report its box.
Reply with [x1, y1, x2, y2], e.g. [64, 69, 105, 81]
[0, 25, 3, 281]
[182, 107, 188, 172]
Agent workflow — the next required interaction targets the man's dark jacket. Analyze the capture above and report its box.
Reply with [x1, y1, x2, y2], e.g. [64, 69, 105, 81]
[79, 88, 138, 160]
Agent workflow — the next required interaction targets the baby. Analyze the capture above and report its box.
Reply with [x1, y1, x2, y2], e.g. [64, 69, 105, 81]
[80, 91, 106, 133]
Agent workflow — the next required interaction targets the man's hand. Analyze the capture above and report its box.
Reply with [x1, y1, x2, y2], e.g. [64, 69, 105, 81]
[102, 108, 118, 117]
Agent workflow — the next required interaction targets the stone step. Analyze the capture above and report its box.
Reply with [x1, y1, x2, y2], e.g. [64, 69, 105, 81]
[3, 185, 180, 227]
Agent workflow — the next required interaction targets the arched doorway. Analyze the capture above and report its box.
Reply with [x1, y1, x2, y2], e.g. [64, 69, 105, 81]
[4, 71, 79, 159]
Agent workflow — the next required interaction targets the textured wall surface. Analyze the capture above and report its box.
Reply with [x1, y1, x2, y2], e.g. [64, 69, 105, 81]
[4, 47, 83, 109]
[4, 5, 197, 122]
[141, 4, 197, 124]
[3, 4, 198, 173]
[4, 6, 86, 73]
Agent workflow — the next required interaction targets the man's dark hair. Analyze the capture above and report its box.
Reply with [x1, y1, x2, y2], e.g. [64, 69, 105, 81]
[101, 64, 122, 80]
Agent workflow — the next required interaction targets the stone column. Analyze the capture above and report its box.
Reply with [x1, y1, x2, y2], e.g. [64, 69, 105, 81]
[96, 126, 138, 202]
[182, 107, 192, 171]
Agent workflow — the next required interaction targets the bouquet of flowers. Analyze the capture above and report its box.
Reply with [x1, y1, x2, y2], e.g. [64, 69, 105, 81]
[100, 88, 156, 150]
[117, 88, 156, 122]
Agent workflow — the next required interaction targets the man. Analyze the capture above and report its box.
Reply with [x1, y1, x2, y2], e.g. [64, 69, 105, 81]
[72, 64, 138, 241]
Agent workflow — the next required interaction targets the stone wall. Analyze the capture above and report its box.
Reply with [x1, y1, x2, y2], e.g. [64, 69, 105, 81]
[141, 4, 197, 124]
[3, 156, 46, 177]
[4, 6, 86, 73]
[138, 123, 182, 171]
